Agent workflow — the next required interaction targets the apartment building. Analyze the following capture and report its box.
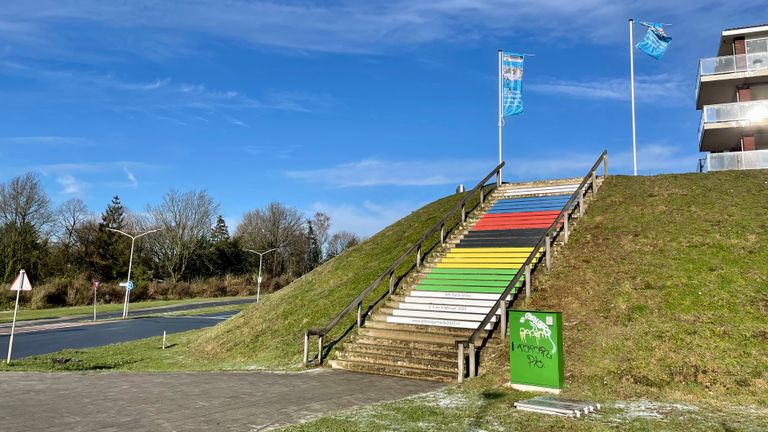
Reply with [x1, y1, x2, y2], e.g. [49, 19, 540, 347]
[697, 24, 768, 171]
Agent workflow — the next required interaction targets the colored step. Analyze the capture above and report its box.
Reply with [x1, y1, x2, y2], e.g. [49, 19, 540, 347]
[390, 309, 498, 322]
[385, 316, 495, 330]
[397, 302, 494, 315]
[401, 296, 497, 307]
[408, 290, 512, 301]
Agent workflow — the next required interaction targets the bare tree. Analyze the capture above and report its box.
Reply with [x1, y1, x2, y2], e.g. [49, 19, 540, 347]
[143, 189, 219, 282]
[326, 231, 361, 259]
[56, 198, 90, 250]
[311, 212, 331, 254]
[235, 202, 305, 276]
[0, 172, 53, 233]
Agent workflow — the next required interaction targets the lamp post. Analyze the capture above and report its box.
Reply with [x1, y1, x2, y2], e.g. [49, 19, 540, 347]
[245, 248, 278, 303]
[107, 227, 162, 318]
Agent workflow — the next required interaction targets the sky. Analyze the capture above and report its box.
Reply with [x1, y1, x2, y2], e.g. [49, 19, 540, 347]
[0, 1, 764, 236]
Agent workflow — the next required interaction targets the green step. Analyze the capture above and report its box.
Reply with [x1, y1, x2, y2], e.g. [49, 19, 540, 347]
[429, 268, 519, 275]
[415, 285, 520, 294]
[420, 279, 510, 287]
[424, 273, 516, 282]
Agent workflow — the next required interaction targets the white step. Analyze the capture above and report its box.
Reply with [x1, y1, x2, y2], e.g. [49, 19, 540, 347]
[402, 296, 497, 308]
[499, 184, 579, 197]
[410, 290, 510, 301]
[391, 308, 497, 322]
[386, 316, 495, 330]
[397, 302, 497, 315]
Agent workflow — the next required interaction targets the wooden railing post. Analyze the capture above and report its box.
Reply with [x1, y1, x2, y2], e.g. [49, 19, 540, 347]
[564, 213, 570, 243]
[357, 303, 362, 329]
[461, 203, 466, 222]
[440, 223, 445, 245]
[500, 301, 507, 338]
[578, 192, 584, 218]
[317, 336, 324, 365]
[469, 343, 476, 377]
[457, 343, 465, 383]
[416, 244, 422, 269]
[545, 235, 551, 269]
[591, 171, 597, 197]
[303, 332, 309, 365]
[388, 271, 395, 294]
[603, 154, 608, 178]
[524, 264, 531, 299]
[480, 187, 484, 204]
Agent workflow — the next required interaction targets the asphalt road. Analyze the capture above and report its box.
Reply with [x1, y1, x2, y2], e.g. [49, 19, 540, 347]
[0, 296, 256, 329]
[0, 311, 238, 360]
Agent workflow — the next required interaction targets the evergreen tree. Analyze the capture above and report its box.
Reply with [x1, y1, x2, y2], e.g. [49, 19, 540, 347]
[304, 219, 321, 272]
[210, 215, 230, 243]
[88, 196, 130, 280]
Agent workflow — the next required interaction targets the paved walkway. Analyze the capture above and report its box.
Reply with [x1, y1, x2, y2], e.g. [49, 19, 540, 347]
[0, 369, 442, 431]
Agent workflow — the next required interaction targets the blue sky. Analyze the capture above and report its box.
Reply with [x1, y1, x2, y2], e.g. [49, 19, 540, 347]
[0, 1, 764, 236]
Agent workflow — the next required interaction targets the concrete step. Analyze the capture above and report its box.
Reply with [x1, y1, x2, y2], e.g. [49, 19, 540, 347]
[408, 290, 510, 301]
[340, 342, 456, 363]
[385, 315, 495, 330]
[361, 320, 493, 340]
[335, 351, 457, 374]
[381, 307, 498, 323]
[328, 359, 456, 382]
[349, 335, 457, 353]
[398, 295, 497, 308]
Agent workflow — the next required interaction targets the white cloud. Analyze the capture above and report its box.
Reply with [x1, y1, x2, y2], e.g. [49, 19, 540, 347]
[286, 158, 493, 187]
[528, 74, 690, 104]
[0, 1, 764, 56]
[312, 200, 422, 237]
[123, 166, 138, 187]
[55, 174, 85, 194]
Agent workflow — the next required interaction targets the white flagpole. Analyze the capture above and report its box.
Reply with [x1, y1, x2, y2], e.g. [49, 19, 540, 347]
[629, 18, 638, 176]
[498, 49, 503, 185]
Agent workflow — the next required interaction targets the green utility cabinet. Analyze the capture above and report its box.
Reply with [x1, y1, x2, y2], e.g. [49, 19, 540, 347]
[509, 310, 564, 392]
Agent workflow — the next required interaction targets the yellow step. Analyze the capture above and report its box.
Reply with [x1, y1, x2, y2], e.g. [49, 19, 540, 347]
[436, 263, 525, 269]
[447, 252, 540, 259]
[450, 247, 535, 253]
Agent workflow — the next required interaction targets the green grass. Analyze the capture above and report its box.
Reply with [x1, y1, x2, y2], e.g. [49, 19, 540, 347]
[1, 189, 481, 372]
[280, 171, 768, 430]
[0, 295, 254, 323]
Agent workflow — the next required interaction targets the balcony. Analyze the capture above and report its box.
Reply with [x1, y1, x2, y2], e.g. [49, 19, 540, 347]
[699, 99, 768, 152]
[700, 149, 768, 172]
[696, 37, 768, 108]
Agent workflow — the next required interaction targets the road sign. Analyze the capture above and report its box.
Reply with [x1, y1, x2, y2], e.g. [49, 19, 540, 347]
[509, 310, 564, 393]
[9, 270, 32, 291]
[119, 281, 134, 290]
[93, 281, 100, 290]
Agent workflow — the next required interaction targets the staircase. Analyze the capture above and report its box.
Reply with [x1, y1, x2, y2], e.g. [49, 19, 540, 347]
[328, 179, 583, 381]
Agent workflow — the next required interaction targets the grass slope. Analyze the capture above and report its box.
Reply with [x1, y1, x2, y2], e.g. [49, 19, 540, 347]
[2, 189, 479, 372]
[282, 171, 768, 431]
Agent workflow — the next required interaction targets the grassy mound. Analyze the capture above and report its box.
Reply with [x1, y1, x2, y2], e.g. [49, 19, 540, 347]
[189, 189, 481, 369]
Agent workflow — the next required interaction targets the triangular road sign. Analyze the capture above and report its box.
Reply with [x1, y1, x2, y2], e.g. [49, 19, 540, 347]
[9, 270, 32, 291]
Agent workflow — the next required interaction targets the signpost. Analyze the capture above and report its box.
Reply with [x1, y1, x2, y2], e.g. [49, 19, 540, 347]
[92, 281, 100, 321]
[509, 310, 564, 393]
[7, 269, 33, 364]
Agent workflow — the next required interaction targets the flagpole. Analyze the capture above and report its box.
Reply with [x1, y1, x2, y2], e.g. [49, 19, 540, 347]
[498, 49, 503, 185]
[629, 18, 638, 176]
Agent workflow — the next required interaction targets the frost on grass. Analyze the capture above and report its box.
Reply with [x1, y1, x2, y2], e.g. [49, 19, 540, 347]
[612, 400, 699, 421]
[411, 388, 480, 409]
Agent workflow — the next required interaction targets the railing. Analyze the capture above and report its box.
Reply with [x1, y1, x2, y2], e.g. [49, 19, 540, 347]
[456, 150, 608, 383]
[697, 157, 708, 173]
[303, 162, 505, 365]
[699, 52, 768, 76]
[706, 149, 768, 171]
[702, 99, 768, 124]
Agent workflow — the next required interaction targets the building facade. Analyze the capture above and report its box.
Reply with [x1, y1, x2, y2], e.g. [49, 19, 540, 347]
[697, 24, 768, 172]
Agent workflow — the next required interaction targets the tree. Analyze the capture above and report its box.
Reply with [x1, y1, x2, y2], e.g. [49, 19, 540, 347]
[311, 212, 331, 256]
[55, 198, 89, 252]
[143, 189, 219, 282]
[235, 202, 305, 277]
[210, 215, 230, 243]
[0, 173, 53, 281]
[326, 231, 361, 259]
[305, 219, 322, 272]
[88, 196, 130, 280]
[0, 172, 53, 235]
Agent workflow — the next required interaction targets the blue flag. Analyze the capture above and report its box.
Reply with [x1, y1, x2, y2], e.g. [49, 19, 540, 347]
[501, 52, 524, 116]
[636, 22, 671, 60]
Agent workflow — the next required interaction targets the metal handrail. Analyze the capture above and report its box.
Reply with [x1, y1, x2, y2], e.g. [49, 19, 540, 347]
[456, 150, 608, 382]
[304, 162, 505, 365]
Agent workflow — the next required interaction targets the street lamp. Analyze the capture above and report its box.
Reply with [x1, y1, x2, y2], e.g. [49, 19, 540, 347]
[107, 227, 162, 318]
[245, 248, 278, 303]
